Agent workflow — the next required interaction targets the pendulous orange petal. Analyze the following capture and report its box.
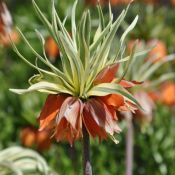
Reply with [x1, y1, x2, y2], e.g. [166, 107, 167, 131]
[99, 94, 124, 109]
[118, 100, 138, 113]
[83, 103, 107, 139]
[83, 98, 121, 140]
[38, 94, 67, 131]
[93, 63, 119, 84]
[36, 130, 51, 151]
[55, 97, 83, 145]
[56, 97, 82, 129]
[119, 80, 143, 88]
[55, 118, 82, 145]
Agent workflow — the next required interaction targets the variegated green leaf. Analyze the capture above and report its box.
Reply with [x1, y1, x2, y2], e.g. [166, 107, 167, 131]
[10, 81, 73, 95]
[144, 73, 175, 88]
[141, 54, 175, 81]
[87, 83, 142, 109]
[32, 0, 56, 41]
[120, 15, 138, 47]
[0, 146, 56, 175]
[71, 0, 78, 50]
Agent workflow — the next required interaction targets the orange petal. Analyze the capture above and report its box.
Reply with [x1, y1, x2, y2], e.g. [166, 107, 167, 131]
[55, 97, 83, 145]
[99, 94, 124, 108]
[83, 103, 107, 139]
[83, 98, 121, 139]
[118, 101, 137, 113]
[55, 118, 69, 142]
[95, 98, 121, 133]
[55, 118, 82, 145]
[119, 80, 142, 88]
[147, 91, 159, 102]
[38, 94, 67, 131]
[106, 105, 118, 120]
[94, 63, 119, 84]
[56, 97, 82, 129]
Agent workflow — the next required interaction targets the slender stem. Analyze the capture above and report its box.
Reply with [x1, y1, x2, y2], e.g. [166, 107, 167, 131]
[69, 145, 76, 175]
[125, 112, 134, 175]
[82, 124, 92, 175]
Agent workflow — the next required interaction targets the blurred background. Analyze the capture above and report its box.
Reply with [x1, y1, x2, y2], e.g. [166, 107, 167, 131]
[0, 0, 175, 174]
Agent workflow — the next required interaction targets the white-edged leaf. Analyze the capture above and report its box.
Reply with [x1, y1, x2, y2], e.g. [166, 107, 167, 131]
[32, 0, 56, 40]
[117, 40, 137, 82]
[87, 83, 142, 109]
[58, 32, 84, 93]
[144, 73, 175, 88]
[10, 81, 73, 95]
[120, 15, 138, 46]
[141, 54, 175, 81]
[10, 38, 57, 77]
[0, 146, 56, 175]
[17, 27, 62, 75]
[97, 4, 105, 30]
[71, 0, 78, 50]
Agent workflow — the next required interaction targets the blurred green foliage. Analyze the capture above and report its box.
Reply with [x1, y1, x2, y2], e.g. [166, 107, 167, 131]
[0, 0, 175, 175]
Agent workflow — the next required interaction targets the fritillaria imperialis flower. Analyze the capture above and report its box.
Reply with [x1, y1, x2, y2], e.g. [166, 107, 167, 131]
[141, 82, 175, 107]
[124, 38, 175, 128]
[20, 127, 51, 151]
[127, 39, 167, 63]
[38, 65, 139, 145]
[10, 0, 141, 145]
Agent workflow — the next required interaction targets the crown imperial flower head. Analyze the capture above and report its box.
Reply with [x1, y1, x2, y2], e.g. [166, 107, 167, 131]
[10, 0, 141, 145]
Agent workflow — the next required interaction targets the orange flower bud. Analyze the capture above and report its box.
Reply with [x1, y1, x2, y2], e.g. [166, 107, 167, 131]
[45, 37, 59, 60]
[147, 39, 167, 63]
[161, 82, 175, 106]
[20, 127, 51, 151]
[36, 130, 51, 151]
[20, 127, 36, 147]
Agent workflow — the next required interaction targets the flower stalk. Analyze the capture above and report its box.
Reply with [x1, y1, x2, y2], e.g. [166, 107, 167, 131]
[82, 124, 92, 175]
[125, 112, 134, 175]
